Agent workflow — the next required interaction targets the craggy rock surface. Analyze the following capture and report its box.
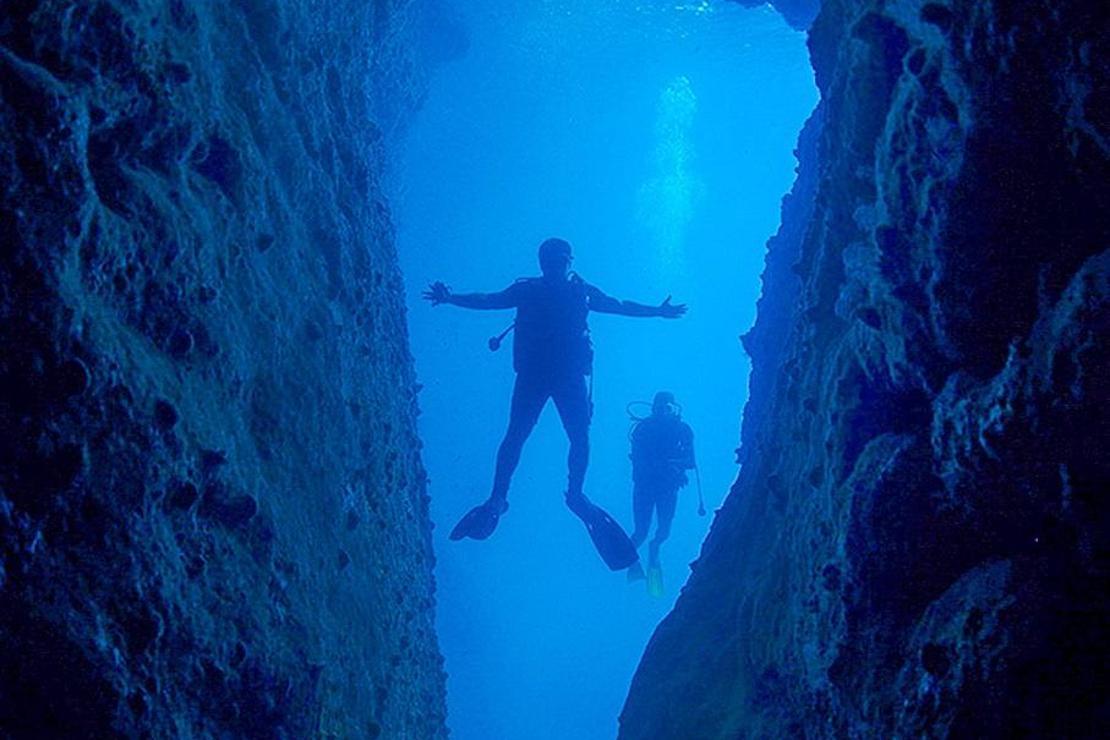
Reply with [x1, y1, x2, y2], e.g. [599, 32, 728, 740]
[623, 0, 1108, 736]
[0, 1, 445, 737]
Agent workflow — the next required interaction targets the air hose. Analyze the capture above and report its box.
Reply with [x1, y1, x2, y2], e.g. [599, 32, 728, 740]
[694, 465, 706, 516]
[488, 322, 515, 351]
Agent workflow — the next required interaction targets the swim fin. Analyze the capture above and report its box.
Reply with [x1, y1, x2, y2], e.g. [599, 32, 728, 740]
[646, 564, 664, 598]
[566, 494, 639, 571]
[449, 499, 508, 541]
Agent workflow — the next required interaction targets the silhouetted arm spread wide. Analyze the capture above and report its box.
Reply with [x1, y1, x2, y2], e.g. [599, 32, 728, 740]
[423, 281, 520, 310]
[586, 285, 687, 318]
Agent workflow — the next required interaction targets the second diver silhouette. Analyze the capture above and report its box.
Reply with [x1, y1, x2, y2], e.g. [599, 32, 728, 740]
[424, 238, 687, 570]
[625, 391, 699, 596]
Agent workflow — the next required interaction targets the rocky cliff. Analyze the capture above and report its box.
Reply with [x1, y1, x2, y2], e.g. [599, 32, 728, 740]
[0, 1, 446, 736]
[622, 0, 1108, 736]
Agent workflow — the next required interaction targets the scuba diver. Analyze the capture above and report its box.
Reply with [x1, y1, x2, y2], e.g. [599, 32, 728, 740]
[626, 391, 700, 595]
[423, 237, 687, 570]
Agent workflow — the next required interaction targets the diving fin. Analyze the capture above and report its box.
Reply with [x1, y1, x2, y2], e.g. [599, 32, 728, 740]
[646, 564, 664, 598]
[567, 494, 639, 571]
[449, 499, 508, 541]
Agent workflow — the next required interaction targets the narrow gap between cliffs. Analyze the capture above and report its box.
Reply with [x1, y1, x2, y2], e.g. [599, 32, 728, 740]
[390, 3, 818, 737]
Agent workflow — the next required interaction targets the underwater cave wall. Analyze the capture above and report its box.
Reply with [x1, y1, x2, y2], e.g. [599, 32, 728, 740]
[0, 1, 445, 736]
[623, 0, 1108, 736]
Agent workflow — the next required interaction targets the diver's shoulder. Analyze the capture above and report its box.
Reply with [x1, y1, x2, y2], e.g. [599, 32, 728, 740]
[511, 276, 543, 292]
[570, 272, 602, 293]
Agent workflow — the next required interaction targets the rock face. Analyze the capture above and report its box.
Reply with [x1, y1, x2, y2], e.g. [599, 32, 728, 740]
[623, 0, 1108, 737]
[1, 1, 445, 737]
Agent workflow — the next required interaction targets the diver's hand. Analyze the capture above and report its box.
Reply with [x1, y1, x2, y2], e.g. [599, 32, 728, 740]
[658, 296, 687, 319]
[423, 281, 452, 306]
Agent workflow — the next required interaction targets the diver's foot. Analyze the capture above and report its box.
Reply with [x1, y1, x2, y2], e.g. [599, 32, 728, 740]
[646, 564, 664, 598]
[449, 498, 508, 541]
[626, 561, 645, 582]
[564, 490, 592, 519]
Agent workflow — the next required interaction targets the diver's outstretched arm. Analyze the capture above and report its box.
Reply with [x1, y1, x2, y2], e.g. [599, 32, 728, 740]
[423, 281, 518, 310]
[589, 289, 687, 318]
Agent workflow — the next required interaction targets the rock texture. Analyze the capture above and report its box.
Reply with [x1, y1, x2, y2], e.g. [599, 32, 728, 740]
[0, 1, 445, 737]
[623, 0, 1108, 736]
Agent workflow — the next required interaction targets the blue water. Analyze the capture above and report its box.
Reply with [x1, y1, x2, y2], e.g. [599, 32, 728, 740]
[394, 2, 816, 737]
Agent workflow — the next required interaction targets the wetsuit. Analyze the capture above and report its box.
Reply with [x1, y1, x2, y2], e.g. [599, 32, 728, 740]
[629, 414, 695, 564]
[489, 274, 612, 504]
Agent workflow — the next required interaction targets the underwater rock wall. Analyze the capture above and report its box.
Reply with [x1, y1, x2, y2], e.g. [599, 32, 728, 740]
[0, 1, 445, 736]
[623, 0, 1108, 736]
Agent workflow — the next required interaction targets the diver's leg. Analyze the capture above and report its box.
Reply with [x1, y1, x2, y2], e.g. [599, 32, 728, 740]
[552, 373, 591, 504]
[490, 374, 548, 502]
[648, 486, 678, 566]
[630, 480, 653, 549]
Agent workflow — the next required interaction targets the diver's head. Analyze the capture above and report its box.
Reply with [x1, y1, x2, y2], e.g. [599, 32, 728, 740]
[538, 238, 573, 279]
[652, 391, 677, 417]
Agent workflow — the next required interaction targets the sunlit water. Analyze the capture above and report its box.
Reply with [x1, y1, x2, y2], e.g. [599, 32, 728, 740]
[393, 2, 816, 736]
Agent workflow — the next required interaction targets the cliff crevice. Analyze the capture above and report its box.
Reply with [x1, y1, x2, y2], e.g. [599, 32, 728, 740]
[622, 0, 1108, 735]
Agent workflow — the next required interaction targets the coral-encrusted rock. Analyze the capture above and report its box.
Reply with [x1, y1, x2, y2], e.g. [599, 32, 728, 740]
[1, 1, 445, 736]
[622, 0, 1108, 736]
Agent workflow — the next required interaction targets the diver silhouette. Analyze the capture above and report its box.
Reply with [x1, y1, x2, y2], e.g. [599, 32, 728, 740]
[626, 391, 697, 595]
[424, 237, 686, 570]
